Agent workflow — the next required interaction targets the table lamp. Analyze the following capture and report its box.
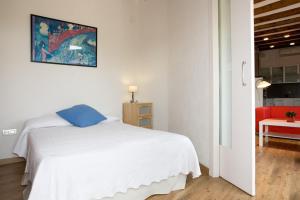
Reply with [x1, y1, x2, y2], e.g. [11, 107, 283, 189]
[128, 85, 138, 103]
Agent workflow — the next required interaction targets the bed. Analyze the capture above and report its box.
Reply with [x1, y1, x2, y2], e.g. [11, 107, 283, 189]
[14, 114, 201, 200]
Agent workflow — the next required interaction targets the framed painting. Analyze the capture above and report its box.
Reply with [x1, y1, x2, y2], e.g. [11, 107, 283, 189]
[31, 14, 97, 67]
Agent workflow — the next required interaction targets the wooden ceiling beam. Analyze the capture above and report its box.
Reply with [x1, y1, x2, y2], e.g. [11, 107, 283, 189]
[256, 37, 300, 46]
[255, 7, 300, 24]
[255, 24, 300, 36]
[255, 0, 300, 15]
[255, 30, 300, 39]
[256, 29, 298, 38]
[258, 42, 300, 50]
[254, 0, 267, 3]
[255, 17, 300, 31]
[255, 33, 300, 42]
[256, 38, 300, 47]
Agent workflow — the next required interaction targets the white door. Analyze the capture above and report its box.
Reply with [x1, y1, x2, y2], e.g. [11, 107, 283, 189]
[219, 0, 255, 196]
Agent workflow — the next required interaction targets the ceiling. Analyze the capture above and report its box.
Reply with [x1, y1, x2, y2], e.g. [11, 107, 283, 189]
[254, 0, 300, 50]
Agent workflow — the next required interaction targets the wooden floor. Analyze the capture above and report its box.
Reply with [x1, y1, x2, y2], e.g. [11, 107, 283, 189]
[0, 161, 25, 200]
[149, 137, 300, 200]
[0, 137, 299, 200]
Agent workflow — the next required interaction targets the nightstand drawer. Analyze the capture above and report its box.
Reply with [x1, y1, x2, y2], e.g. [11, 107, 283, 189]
[138, 117, 152, 127]
[138, 104, 152, 116]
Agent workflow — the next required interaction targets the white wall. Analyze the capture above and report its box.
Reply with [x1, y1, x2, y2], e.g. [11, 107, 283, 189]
[0, 0, 169, 159]
[168, 0, 210, 166]
[135, 0, 169, 130]
[0, 0, 212, 167]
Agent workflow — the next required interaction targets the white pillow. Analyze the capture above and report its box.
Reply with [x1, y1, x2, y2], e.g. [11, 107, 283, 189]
[24, 113, 71, 129]
[14, 114, 71, 158]
[14, 114, 119, 158]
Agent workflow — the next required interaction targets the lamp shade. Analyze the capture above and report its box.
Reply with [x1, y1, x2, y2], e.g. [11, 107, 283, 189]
[128, 85, 138, 93]
[256, 80, 271, 89]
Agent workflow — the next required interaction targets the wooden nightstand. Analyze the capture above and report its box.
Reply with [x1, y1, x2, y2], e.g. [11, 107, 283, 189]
[123, 103, 152, 129]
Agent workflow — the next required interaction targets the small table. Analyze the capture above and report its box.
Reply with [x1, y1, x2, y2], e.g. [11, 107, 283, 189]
[259, 119, 300, 147]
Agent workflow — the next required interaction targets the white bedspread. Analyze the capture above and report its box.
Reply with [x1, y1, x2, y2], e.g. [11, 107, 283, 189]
[18, 121, 200, 200]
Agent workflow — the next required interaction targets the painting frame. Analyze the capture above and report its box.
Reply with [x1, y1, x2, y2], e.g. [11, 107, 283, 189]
[31, 14, 97, 68]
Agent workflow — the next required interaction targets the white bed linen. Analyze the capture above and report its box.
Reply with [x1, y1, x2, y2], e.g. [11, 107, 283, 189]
[99, 174, 187, 200]
[23, 174, 187, 200]
[18, 121, 200, 200]
[13, 114, 119, 158]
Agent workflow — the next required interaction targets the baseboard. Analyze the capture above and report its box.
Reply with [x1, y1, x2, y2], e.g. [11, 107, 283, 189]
[0, 157, 25, 166]
[200, 163, 209, 175]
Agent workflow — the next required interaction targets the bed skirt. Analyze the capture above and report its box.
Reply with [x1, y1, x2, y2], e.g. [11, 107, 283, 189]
[23, 174, 187, 200]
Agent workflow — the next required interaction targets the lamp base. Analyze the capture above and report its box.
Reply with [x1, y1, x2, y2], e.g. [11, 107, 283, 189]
[130, 99, 138, 103]
[130, 92, 136, 103]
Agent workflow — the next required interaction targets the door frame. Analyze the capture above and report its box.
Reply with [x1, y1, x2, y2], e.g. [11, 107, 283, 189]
[209, 0, 220, 178]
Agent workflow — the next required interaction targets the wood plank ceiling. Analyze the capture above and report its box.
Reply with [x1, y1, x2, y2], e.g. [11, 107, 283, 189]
[255, 0, 300, 50]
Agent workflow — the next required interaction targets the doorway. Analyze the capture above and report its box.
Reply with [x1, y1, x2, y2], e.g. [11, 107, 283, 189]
[209, 0, 300, 198]
[254, 0, 300, 198]
[211, 0, 300, 199]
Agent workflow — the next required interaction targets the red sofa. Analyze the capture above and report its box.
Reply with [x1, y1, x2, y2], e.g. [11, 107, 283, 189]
[256, 106, 300, 135]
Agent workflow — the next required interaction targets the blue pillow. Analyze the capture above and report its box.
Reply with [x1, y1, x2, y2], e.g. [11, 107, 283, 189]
[57, 104, 107, 127]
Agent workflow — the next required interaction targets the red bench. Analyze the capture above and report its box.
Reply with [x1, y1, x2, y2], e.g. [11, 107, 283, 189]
[256, 106, 300, 135]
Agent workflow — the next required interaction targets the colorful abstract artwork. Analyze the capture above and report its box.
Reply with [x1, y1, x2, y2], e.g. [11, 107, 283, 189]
[31, 15, 97, 67]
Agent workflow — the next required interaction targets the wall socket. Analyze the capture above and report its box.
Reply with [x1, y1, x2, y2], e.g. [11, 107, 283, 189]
[3, 129, 17, 136]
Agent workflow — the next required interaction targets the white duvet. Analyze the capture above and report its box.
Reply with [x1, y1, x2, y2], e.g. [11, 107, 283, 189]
[14, 118, 201, 200]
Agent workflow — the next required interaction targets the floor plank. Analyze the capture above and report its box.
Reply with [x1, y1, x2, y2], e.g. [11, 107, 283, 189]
[0, 137, 299, 200]
[148, 137, 300, 200]
[0, 162, 25, 200]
